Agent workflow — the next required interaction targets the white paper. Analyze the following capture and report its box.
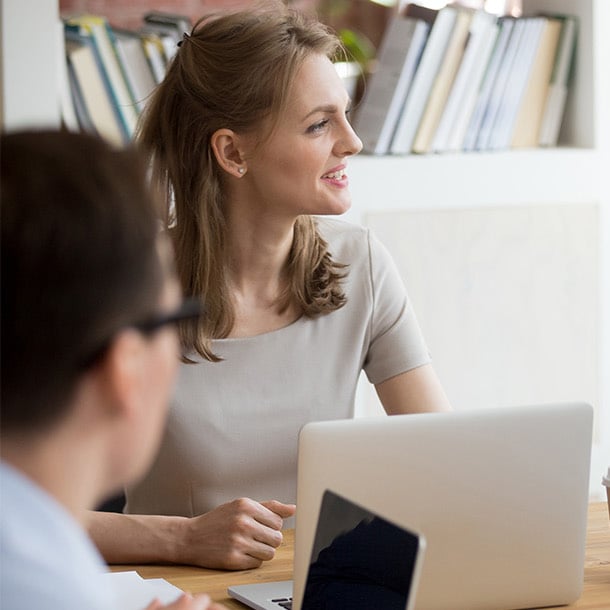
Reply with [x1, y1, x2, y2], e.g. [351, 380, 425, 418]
[102, 570, 184, 610]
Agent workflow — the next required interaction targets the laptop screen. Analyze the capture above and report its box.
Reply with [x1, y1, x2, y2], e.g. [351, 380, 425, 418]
[301, 489, 424, 610]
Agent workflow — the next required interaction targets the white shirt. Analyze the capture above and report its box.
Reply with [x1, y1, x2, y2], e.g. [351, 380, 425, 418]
[126, 219, 430, 519]
[0, 462, 115, 610]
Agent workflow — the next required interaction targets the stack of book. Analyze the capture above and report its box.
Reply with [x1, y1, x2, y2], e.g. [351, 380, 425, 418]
[60, 11, 191, 146]
[351, 4, 578, 155]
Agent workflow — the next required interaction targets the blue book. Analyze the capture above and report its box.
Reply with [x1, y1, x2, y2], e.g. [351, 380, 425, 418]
[65, 15, 138, 141]
[64, 26, 127, 145]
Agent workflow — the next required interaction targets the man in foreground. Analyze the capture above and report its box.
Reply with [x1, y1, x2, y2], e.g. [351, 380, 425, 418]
[0, 130, 224, 610]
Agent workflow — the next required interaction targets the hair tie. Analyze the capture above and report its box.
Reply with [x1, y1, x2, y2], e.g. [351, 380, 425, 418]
[177, 32, 190, 48]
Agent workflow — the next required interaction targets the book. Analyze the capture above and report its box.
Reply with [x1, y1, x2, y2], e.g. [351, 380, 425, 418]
[538, 15, 578, 147]
[56, 18, 79, 132]
[510, 17, 562, 148]
[66, 59, 96, 135]
[138, 12, 192, 85]
[411, 7, 474, 154]
[141, 11, 191, 67]
[462, 17, 515, 152]
[390, 5, 458, 155]
[143, 11, 191, 39]
[65, 15, 138, 140]
[140, 26, 177, 65]
[487, 17, 548, 150]
[473, 17, 526, 151]
[64, 21, 129, 142]
[140, 32, 168, 84]
[352, 15, 431, 155]
[113, 28, 157, 113]
[431, 10, 499, 153]
[64, 33, 125, 145]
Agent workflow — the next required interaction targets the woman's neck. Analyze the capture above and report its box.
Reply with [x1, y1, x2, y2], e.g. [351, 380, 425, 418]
[227, 206, 294, 290]
[225, 212, 301, 337]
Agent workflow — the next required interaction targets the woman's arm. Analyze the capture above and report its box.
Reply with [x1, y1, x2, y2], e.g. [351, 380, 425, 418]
[87, 498, 295, 570]
[375, 363, 452, 415]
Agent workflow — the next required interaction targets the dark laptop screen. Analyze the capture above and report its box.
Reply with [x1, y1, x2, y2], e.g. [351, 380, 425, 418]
[301, 489, 423, 610]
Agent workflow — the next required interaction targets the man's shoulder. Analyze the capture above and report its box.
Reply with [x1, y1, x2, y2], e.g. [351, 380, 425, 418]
[0, 530, 113, 610]
[0, 463, 113, 610]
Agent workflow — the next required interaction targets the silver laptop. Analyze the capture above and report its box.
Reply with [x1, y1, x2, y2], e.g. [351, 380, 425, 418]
[231, 402, 593, 610]
[229, 488, 426, 610]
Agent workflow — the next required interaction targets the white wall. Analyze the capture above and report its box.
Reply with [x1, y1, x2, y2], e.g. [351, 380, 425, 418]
[1, 0, 61, 130]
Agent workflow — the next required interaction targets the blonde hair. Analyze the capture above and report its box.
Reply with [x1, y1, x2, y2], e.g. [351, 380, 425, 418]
[137, 1, 348, 361]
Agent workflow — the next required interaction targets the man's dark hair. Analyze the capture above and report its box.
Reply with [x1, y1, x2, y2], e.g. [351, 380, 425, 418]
[1, 130, 163, 432]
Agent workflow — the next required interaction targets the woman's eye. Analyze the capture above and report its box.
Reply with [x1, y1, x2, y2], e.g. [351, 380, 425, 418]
[308, 119, 329, 134]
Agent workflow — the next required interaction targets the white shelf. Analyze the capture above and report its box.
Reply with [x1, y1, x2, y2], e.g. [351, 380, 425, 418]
[346, 148, 599, 223]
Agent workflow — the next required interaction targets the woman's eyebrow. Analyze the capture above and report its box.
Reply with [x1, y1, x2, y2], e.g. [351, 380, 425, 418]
[303, 104, 338, 120]
[302, 101, 351, 121]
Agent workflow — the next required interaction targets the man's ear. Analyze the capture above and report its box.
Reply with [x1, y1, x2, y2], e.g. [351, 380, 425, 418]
[96, 329, 146, 420]
[210, 128, 248, 178]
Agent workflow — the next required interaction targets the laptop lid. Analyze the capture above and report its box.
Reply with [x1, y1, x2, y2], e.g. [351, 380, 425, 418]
[293, 402, 593, 610]
[302, 489, 425, 610]
[228, 489, 425, 610]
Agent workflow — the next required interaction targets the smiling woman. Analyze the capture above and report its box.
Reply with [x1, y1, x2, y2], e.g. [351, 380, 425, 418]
[87, 0, 451, 573]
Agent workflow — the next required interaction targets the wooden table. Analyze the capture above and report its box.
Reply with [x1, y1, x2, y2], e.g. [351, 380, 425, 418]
[110, 502, 610, 609]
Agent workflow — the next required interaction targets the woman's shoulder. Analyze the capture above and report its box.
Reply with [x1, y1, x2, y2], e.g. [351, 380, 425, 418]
[314, 217, 373, 268]
[315, 216, 369, 249]
[315, 216, 395, 277]
[315, 215, 366, 234]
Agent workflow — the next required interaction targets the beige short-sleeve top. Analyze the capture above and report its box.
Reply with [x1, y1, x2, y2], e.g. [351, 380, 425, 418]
[125, 218, 430, 517]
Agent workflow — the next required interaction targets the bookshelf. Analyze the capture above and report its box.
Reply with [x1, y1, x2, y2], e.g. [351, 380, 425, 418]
[1, 0, 608, 499]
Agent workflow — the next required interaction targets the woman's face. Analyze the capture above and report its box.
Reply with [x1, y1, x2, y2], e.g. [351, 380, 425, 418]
[243, 53, 363, 218]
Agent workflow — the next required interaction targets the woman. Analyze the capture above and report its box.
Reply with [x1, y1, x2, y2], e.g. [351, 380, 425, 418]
[89, 0, 450, 571]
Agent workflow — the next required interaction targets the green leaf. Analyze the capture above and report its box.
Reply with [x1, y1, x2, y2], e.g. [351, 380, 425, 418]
[339, 28, 375, 67]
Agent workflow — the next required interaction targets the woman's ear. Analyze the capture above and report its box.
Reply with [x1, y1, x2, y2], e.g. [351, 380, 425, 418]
[210, 128, 248, 178]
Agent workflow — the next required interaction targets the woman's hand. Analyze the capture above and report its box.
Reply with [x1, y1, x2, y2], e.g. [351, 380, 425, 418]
[88, 499, 295, 570]
[178, 498, 296, 570]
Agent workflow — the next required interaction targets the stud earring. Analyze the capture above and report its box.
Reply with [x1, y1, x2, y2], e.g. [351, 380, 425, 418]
[238, 167, 245, 175]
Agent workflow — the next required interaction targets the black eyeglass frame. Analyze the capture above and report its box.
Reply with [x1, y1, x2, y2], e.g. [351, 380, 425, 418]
[133, 297, 204, 335]
[80, 297, 204, 369]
